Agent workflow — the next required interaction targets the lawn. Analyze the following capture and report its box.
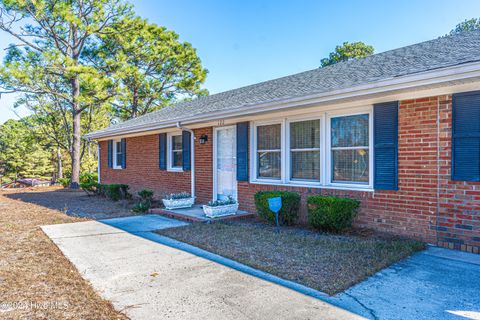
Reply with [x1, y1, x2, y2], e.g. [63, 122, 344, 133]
[0, 187, 127, 319]
[157, 220, 425, 295]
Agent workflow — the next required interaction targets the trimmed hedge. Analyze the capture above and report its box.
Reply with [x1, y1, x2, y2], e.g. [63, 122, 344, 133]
[254, 191, 300, 225]
[307, 195, 360, 232]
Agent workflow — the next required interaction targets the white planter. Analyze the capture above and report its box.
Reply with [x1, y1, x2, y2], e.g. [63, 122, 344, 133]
[162, 197, 195, 210]
[203, 203, 238, 218]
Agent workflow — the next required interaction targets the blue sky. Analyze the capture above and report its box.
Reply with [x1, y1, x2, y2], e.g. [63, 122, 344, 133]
[1, 0, 480, 123]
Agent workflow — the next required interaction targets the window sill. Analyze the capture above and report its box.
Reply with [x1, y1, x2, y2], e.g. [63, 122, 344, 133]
[167, 168, 184, 173]
[248, 179, 374, 192]
[112, 166, 123, 170]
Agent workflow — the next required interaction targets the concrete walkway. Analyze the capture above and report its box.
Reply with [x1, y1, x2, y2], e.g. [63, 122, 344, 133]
[42, 215, 361, 320]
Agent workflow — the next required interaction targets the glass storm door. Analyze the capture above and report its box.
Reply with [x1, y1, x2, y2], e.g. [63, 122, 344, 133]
[215, 126, 237, 201]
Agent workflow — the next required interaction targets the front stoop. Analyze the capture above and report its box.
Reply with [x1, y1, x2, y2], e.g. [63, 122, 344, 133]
[149, 206, 255, 223]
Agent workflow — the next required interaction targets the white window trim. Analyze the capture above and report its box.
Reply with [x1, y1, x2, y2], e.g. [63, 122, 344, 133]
[251, 119, 284, 183]
[167, 132, 183, 172]
[250, 106, 374, 191]
[286, 116, 323, 185]
[326, 108, 374, 189]
[112, 138, 123, 170]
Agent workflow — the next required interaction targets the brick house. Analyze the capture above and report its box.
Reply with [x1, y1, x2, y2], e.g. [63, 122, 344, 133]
[86, 31, 480, 253]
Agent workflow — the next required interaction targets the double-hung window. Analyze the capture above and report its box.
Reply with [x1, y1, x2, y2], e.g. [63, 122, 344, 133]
[330, 114, 370, 184]
[251, 107, 372, 190]
[168, 134, 183, 171]
[289, 119, 321, 181]
[256, 124, 282, 179]
[113, 139, 123, 169]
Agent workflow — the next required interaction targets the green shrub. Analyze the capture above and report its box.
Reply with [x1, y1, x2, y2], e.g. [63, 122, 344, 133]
[307, 196, 360, 232]
[97, 184, 130, 201]
[132, 202, 150, 213]
[57, 177, 70, 188]
[254, 191, 300, 225]
[96, 184, 106, 197]
[132, 189, 154, 213]
[80, 181, 97, 196]
[80, 172, 98, 184]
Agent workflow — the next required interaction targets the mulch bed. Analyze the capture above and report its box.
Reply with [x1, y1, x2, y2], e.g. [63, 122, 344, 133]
[157, 219, 425, 295]
[0, 187, 128, 319]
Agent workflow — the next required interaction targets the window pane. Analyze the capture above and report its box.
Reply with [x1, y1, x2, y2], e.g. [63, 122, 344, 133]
[258, 151, 281, 179]
[290, 120, 320, 149]
[257, 124, 281, 150]
[331, 114, 369, 147]
[116, 141, 122, 166]
[332, 149, 369, 183]
[173, 151, 183, 167]
[172, 135, 182, 150]
[291, 151, 320, 180]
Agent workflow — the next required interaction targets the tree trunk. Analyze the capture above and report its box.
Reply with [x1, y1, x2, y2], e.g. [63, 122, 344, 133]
[70, 76, 81, 189]
[132, 87, 138, 118]
[57, 147, 63, 180]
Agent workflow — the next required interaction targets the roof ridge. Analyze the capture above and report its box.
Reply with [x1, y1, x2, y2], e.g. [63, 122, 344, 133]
[88, 29, 480, 138]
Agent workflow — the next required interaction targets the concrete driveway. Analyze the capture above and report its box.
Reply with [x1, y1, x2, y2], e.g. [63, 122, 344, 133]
[42, 215, 360, 320]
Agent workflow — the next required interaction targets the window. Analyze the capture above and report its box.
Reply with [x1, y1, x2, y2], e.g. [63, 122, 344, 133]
[251, 107, 373, 190]
[330, 114, 369, 184]
[168, 134, 183, 170]
[289, 120, 320, 181]
[113, 139, 123, 169]
[257, 124, 281, 179]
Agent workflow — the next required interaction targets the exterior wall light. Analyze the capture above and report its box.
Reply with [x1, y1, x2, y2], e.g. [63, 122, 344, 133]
[199, 134, 208, 144]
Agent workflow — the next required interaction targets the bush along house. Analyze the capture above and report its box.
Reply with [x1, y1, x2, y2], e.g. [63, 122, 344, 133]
[86, 30, 480, 253]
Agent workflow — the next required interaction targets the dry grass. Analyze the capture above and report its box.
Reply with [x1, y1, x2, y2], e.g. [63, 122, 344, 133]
[157, 220, 425, 295]
[0, 187, 128, 319]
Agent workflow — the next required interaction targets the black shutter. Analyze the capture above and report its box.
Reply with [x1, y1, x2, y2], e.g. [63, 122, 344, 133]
[107, 140, 113, 168]
[182, 130, 191, 171]
[374, 101, 399, 190]
[452, 91, 480, 181]
[121, 138, 126, 169]
[159, 133, 167, 170]
[236, 122, 249, 181]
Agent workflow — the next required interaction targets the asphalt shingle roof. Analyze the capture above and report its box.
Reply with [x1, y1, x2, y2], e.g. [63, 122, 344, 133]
[88, 30, 480, 138]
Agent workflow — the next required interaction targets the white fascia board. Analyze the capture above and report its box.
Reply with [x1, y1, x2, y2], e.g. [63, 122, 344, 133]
[85, 61, 480, 140]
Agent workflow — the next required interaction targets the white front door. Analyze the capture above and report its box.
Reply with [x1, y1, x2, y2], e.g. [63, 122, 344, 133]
[214, 126, 237, 201]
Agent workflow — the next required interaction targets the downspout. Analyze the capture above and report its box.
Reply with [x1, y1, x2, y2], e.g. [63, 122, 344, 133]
[97, 142, 101, 184]
[176, 122, 195, 199]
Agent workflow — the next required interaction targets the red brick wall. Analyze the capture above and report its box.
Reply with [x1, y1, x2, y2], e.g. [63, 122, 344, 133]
[194, 127, 214, 204]
[99, 134, 191, 198]
[99, 94, 480, 253]
[99, 128, 214, 202]
[238, 95, 479, 253]
[437, 95, 480, 253]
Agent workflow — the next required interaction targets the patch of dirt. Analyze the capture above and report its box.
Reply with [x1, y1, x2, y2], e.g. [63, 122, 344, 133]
[0, 187, 128, 319]
[157, 219, 425, 295]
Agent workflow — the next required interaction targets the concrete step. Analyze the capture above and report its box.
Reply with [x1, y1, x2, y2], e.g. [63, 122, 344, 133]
[149, 206, 255, 223]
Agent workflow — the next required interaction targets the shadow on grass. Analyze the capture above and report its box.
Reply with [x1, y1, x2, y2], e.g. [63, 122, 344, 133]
[3, 188, 133, 219]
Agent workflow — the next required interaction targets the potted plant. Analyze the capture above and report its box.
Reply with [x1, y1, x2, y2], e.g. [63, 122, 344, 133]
[162, 192, 195, 210]
[203, 196, 238, 218]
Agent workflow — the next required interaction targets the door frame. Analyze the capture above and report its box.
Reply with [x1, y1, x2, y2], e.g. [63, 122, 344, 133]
[213, 125, 237, 201]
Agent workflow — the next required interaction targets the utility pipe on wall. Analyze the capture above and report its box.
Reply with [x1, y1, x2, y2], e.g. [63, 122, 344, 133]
[176, 122, 195, 199]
